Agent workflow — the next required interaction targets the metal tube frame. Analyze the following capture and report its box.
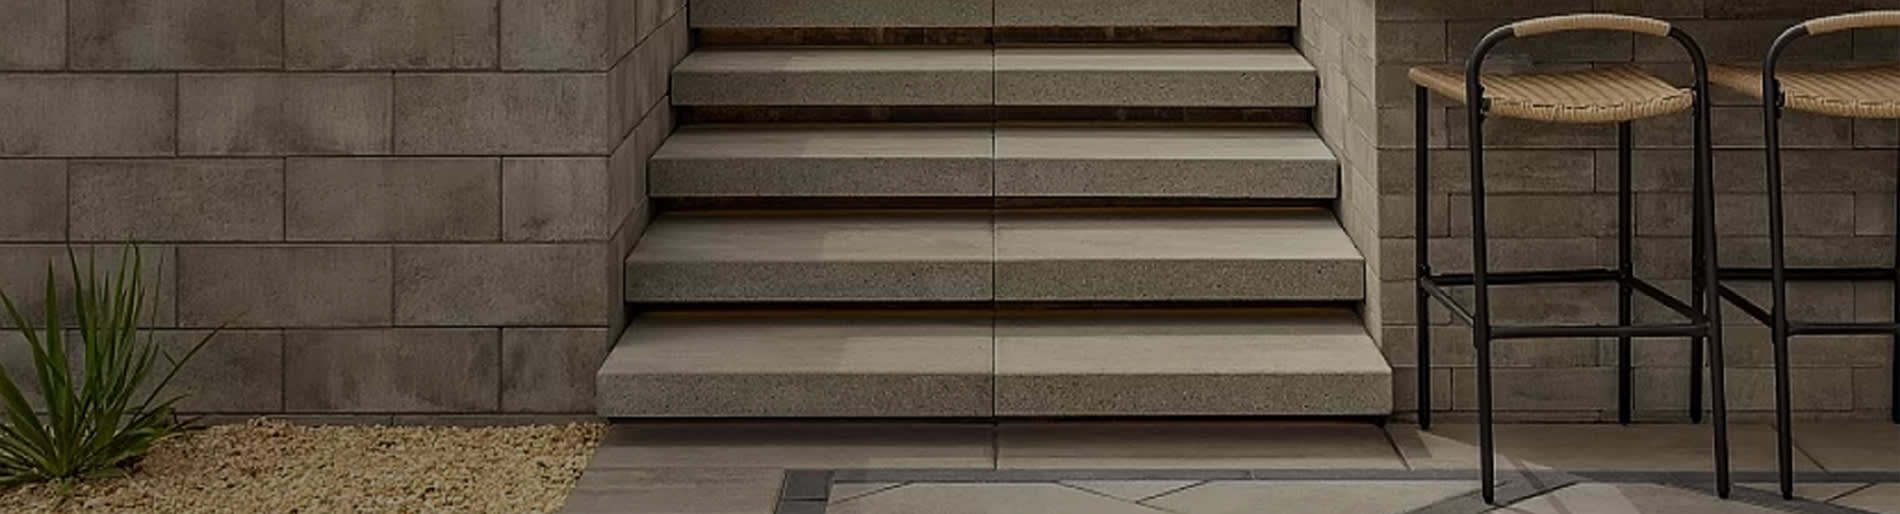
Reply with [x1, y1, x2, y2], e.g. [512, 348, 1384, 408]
[1413, 24, 1730, 505]
[1712, 22, 1900, 502]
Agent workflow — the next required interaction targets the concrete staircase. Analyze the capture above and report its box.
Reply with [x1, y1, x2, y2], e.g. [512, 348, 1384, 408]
[598, 0, 1391, 418]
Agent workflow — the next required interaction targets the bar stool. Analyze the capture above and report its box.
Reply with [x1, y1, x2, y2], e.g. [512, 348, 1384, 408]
[1410, 14, 1731, 503]
[1705, 10, 1900, 501]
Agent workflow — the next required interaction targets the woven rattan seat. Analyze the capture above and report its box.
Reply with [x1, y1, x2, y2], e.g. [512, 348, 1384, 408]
[1408, 66, 1693, 123]
[1711, 64, 1900, 119]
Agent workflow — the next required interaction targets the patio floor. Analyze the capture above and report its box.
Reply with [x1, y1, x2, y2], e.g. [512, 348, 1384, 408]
[558, 422, 1900, 514]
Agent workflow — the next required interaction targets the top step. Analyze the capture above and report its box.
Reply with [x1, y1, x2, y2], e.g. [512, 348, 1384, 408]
[691, 0, 1297, 29]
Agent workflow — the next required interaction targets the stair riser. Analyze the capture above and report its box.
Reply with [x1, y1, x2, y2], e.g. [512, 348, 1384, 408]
[653, 160, 1338, 199]
[690, 0, 1296, 28]
[652, 158, 995, 198]
[994, 70, 1315, 107]
[598, 375, 994, 417]
[626, 262, 993, 303]
[996, 160, 1336, 198]
[673, 71, 994, 106]
[996, 375, 1394, 416]
[996, 260, 1365, 302]
[626, 262, 1365, 304]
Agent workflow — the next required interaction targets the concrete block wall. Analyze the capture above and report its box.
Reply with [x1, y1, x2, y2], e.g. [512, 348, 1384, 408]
[1376, 0, 1899, 421]
[0, 0, 688, 420]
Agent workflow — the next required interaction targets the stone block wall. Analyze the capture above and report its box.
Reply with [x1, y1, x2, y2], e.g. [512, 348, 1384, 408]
[0, 0, 688, 420]
[1377, 0, 1899, 421]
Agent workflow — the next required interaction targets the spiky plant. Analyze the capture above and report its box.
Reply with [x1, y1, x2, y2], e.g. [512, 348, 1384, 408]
[0, 247, 212, 486]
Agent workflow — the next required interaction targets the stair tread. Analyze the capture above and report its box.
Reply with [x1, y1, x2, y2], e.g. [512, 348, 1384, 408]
[596, 312, 1391, 417]
[996, 211, 1361, 262]
[994, 47, 1312, 73]
[676, 48, 994, 73]
[997, 126, 1333, 162]
[656, 125, 994, 160]
[627, 214, 995, 263]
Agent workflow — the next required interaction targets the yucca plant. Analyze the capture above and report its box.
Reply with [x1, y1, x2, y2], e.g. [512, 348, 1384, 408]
[0, 247, 212, 487]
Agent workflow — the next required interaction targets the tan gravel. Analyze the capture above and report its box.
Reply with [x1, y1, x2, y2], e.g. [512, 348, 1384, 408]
[0, 419, 604, 514]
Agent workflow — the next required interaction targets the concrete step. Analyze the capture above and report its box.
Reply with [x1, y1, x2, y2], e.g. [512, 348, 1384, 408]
[624, 210, 1363, 304]
[596, 314, 995, 417]
[996, 0, 1296, 28]
[672, 47, 1314, 108]
[650, 125, 1336, 199]
[996, 126, 1335, 198]
[624, 213, 994, 303]
[996, 312, 1390, 416]
[672, 48, 994, 106]
[595, 310, 1390, 418]
[995, 210, 1363, 302]
[689, 0, 1296, 28]
[650, 125, 994, 198]
[995, 47, 1315, 107]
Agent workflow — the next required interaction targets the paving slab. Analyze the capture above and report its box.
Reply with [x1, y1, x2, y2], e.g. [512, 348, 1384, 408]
[1833, 483, 1900, 514]
[625, 213, 993, 303]
[828, 483, 906, 503]
[1737, 482, 1869, 503]
[1411, 424, 1821, 472]
[652, 126, 995, 198]
[995, 422, 1405, 469]
[994, 127, 1336, 199]
[995, 47, 1314, 107]
[596, 315, 994, 417]
[994, 210, 1364, 302]
[828, 483, 1169, 514]
[674, 49, 993, 106]
[994, 313, 1390, 416]
[591, 423, 994, 469]
[1060, 481, 1201, 502]
[1500, 483, 1793, 514]
[560, 468, 783, 514]
[1791, 423, 1900, 472]
[1144, 481, 1479, 514]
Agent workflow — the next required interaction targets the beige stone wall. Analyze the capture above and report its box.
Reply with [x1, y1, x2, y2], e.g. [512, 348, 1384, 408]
[0, 0, 687, 419]
[1375, 0, 1897, 421]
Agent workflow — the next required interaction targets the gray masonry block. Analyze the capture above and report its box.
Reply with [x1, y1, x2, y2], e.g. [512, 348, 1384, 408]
[69, 0, 282, 69]
[0, 160, 65, 241]
[285, 0, 497, 70]
[995, 127, 1337, 198]
[1635, 367, 1854, 413]
[1451, 367, 1616, 411]
[285, 329, 499, 413]
[995, 0, 1294, 27]
[287, 158, 500, 242]
[177, 246, 392, 328]
[0, 246, 177, 329]
[395, 73, 611, 155]
[609, 123, 649, 231]
[1637, 193, 1855, 238]
[503, 158, 612, 241]
[502, 328, 611, 413]
[502, 0, 612, 70]
[180, 74, 393, 156]
[159, 331, 284, 413]
[0, 75, 175, 157]
[395, 244, 610, 325]
[672, 49, 994, 106]
[597, 316, 994, 417]
[995, 47, 1316, 107]
[1447, 194, 1614, 238]
[995, 314, 1390, 416]
[994, 212, 1366, 302]
[690, 0, 990, 27]
[625, 214, 994, 303]
[0, 0, 63, 69]
[650, 126, 994, 198]
[69, 159, 283, 241]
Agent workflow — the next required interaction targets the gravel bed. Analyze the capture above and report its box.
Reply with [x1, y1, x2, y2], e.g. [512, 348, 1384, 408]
[0, 419, 604, 513]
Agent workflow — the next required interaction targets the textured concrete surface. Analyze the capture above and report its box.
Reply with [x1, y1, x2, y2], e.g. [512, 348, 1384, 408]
[69, 159, 284, 241]
[0, 75, 175, 157]
[394, 73, 611, 154]
[179, 74, 393, 155]
[285, 0, 497, 70]
[672, 49, 993, 106]
[394, 244, 610, 325]
[70, 0, 283, 69]
[691, 0, 989, 27]
[995, 47, 1315, 107]
[597, 316, 994, 417]
[625, 214, 994, 302]
[995, 0, 1295, 27]
[651, 126, 995, 197]
[994, 211, 1365, 301]
[995, 127, 1337, 198]
[177, 246, 392, 327]
[0, 160, 66, 241]
[996, 423, 1405, 469]
[502, 327, 614, 413]
[283, 328, 500, 412]
[994, 314, 1391, 416]
[286, 158, 501, 241]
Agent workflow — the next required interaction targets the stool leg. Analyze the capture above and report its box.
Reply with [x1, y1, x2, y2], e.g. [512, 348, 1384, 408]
[1467, 101, 1496, 506]
[1617, 121, 1635, 426]
[1690, 146, 1707, 425]
[1416, 86, 1434, 431]
[1765, 86, 1794, 502]
[1701, 80, 1731, 501]
[1892, 152, 1899, 426]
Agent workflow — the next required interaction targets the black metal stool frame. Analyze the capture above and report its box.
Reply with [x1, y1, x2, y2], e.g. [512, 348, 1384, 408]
[1413, 20, 1732, 504]
[1712, 18, 1900, 501]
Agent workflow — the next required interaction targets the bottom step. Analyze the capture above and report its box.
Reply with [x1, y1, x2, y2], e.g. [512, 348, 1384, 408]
[596, 312, 1392, 418]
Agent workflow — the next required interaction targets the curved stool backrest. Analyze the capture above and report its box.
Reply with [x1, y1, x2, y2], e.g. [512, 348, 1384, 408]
[1465, 14, 1709, 120]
